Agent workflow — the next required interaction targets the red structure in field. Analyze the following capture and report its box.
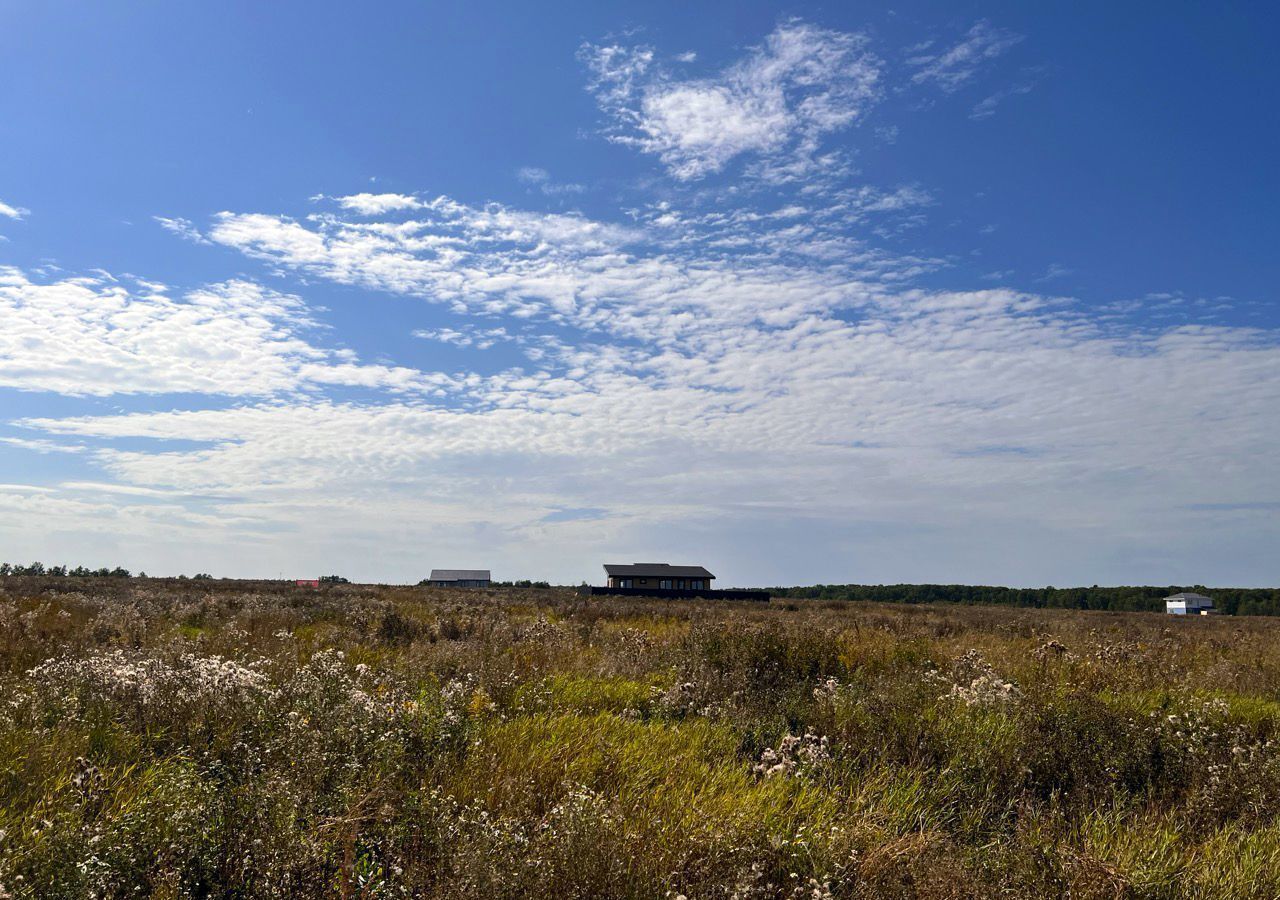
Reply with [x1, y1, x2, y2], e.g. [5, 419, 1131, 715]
[295, 579, 320, 588]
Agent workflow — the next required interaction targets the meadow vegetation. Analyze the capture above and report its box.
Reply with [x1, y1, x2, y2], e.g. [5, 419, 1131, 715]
[1, 577, 1279, 898]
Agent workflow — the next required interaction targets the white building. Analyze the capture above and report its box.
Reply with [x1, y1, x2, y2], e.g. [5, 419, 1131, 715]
[1165, 592, 1217, 615]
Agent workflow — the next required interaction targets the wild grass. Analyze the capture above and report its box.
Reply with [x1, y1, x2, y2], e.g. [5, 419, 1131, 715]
[1, 577, 1279, 897]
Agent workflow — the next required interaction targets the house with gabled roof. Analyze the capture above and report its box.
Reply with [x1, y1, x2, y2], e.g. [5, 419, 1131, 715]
[427, 569, 491, 588]
[1165, 591, 1217, 615]
[604, 563, 714, 591]
[587, 562, 765, 601]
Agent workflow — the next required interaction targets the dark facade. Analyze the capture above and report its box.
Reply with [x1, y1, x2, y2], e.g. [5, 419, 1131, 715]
[604, 563, 714, 591]
[427, 568, 491, 588]
[581, 584, 769, 602]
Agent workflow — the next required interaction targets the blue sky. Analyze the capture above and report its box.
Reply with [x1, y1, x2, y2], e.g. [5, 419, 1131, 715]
[1, 1, 1277, 586]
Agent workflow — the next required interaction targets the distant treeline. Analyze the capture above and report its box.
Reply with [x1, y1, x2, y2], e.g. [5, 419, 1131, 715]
[0, 563, 214, 580]
[2, 562, 137, 578]
[0, 564, 360, 582]
[769, 583, 1280, 617]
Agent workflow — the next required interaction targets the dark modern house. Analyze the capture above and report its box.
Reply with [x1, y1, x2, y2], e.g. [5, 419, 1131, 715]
[426, 569, 491, 588]
[585, 563, 768, 601]
[605, 563, 714, 590]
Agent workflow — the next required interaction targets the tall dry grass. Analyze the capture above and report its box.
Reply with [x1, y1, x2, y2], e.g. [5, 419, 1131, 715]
[1, 578, 1279, 897]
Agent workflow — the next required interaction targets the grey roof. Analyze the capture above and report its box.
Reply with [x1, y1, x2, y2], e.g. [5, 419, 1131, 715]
[1165, 592, 1213, 601]
[429, 569, 491, 581]
[603, 563, 715, 579]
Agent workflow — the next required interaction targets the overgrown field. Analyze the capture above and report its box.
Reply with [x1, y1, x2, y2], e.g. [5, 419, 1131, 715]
[2, 579, 1280, 898]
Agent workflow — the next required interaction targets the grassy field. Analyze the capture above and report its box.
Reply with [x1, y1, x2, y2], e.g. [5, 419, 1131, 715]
[2, 579, 1279, 898]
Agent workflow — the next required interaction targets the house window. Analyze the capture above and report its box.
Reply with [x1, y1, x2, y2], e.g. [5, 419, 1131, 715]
[620, 578, 633, 588]
[691, 580, 702, 589]
[660, 579, 672, 589]
[639, 579, 647, 585]
[677, 579, 686, 589]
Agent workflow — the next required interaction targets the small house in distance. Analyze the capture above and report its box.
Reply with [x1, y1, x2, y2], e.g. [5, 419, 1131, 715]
[1165, 592, 1217, 615]
[605, 563, 714, 591]
[583, 563, 768, 602]
[427, 569, 491, 588]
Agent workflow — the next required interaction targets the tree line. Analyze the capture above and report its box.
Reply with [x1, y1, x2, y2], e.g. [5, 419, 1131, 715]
[767, 583, 1280, 617]
[0, 564, 355, 582]
[0, 563, 213, 579]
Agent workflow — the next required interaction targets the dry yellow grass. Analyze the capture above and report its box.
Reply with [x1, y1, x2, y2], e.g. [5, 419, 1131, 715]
[1, 577, 1278, 897]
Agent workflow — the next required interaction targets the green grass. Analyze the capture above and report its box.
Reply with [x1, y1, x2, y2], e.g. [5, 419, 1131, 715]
[511, 674, 669, 714]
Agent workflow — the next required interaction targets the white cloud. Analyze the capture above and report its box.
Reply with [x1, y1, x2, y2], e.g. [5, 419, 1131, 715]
[202, 192, 931, 346]
[60, 481, 195, 498]
[0, 436, 86, 454]
[582, 21, 881, 182]
[517, 167, 585, 196]
[1036, 262, 1074, 282]
[0, 267, 450, 397]
[0, 485, 274, 574]
[154, 216, 209, 244]
[333, 193, 426, 215]
[0, 199, 29, 220]
[909, 21, 1022, 92]
[971, 79, 1037, 119]
[414, 325, 515, 350]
